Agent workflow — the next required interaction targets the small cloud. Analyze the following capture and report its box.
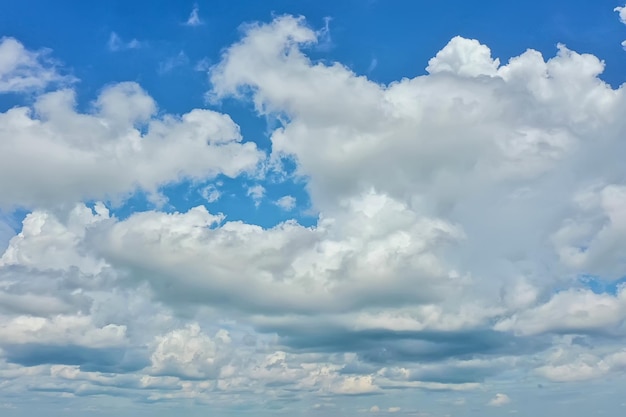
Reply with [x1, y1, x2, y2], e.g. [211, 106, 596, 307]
[388, 407, 401, 413]
[108, 32, 142, 52]
[316, 17, 333, 51]
[185, 4, 203, 27]
[452, 398, 466, 406]
[615, 5, 626, 24]
[615, 5, 626, 48]
[194, 57, 212, 72]
[199, 184, 221, 203]
[146, 191, 168, 209]
[275, 195, 296, 211]
[369, 405, 380, 413]
[367, 57, 378, 73]
[488, 393, 511, 407]
[159, 51, 189, 74]
[313, 403, 335, 410]
[247, 185, 265, 207]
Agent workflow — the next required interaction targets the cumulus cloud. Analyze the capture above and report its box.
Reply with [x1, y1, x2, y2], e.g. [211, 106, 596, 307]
[150, 324, 231, 379]
[0, 37, 70, 93]
[0, 82, 263, 208]
[88, 192, 463, 315]
[536, 348, 626, 382]
[275, 195, 296, 211]
[495, 286, 626, 336]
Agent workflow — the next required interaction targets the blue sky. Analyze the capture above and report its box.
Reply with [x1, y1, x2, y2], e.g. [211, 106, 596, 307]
[2, 1, 626, 416]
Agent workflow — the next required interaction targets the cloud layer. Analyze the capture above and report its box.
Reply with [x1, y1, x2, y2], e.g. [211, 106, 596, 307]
[2, 12, 626, 417]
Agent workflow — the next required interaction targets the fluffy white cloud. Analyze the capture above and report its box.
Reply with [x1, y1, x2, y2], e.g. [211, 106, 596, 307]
[495, 286, 626, 336]
[150, 324, 231, 379]
[206, 20, 626, 343]
[536, 347, 626, 382]
[92, 191, 463, 315]
[0, 82, 263, 208]
[275, 195, 296, 211]
[552, 184, 626, 279]
[210, 16, 622, 215]
[1, 203, 109, 274]
[0, 37, 69, 93]
[426, 36, 500, 77]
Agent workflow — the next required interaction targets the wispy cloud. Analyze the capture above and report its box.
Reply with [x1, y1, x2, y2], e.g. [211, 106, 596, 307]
[247, 185, 265, 207]
[367, 57, 378, 72]
[199, 184, 222, 203]
[0, 37, 73, 92]
[158, 51, 189, 74]
[185, 4, 203, 27]
[107, 32, 142, 52]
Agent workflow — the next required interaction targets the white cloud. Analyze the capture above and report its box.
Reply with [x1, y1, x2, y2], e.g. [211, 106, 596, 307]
[107, 32, 142, 52]
[488, 393, 511, 407]
[0, 37, 70, 93]
[185, 4, 203, 27]
[247, 184, 266, 207]
[150, 324, 231, 379]
[615, 5, 626, 24]
[206, 15, 626, 309]
[0, 314, 127, 348]
[158, 51, 189, 74]
[200, 184, 222, 203]
[495, 286, 626, 336]
[0, 82, 263, 208]
[275, 195, 296, 211]
[1, 203, 109, 274]
[332, 375, 379, 395]
[426, 36, 500, 77]
[536, 349, 626, 382]
[552, 184, 626, 279]
[89, 191, 463, 315]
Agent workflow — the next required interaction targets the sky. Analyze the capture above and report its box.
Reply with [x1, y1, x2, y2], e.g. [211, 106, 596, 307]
[2, 0, 626, 416]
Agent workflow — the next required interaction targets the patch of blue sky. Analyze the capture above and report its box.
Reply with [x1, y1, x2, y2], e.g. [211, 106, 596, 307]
[578, 274, 626, 295]
[106, 172, 315, 228]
